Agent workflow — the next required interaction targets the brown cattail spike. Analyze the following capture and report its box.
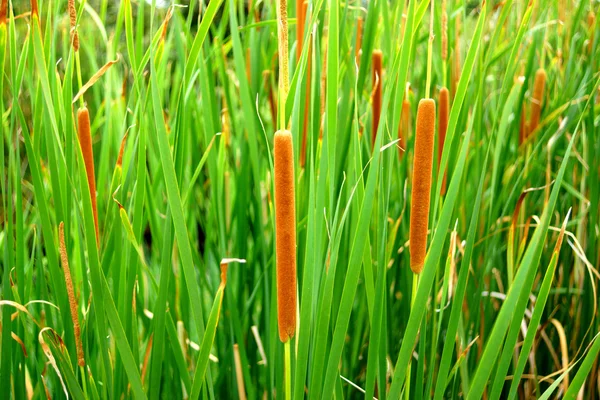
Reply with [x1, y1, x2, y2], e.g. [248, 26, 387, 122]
[31, 0, 39, 17]
[409, 99, 436, 274]
[274, 130, 297, 342]
[116, 131, 129, 168]
[68, 0, 79, 51]
[77, 107, 100, 246]
[371, 49, 383, 148]
[0, 0, 7, 25]
[59, 222, 85, 367]
[528, 68, 546, 136]
[356, 16, 364, 64]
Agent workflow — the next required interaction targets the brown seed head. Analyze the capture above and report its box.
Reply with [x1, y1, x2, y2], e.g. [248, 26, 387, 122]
[68, 0, 79, 51]
[59, 222, 85, 367]
[529, 68, 546, 135]
[0, 0, 7, 25]
[409, 99, 436, 274]
[274, 130, 296, 342]
[371, 49, 383, 148]
[77, 107, 100, 247]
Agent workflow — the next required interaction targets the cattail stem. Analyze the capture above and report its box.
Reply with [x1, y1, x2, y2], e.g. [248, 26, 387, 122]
[59, 222, 85, 368]
[77, 107, 100, 247]
[528, 68, 546, 136]
[371, 49, 382, 148]
[276, 0, 289, 129]
[442, 0, 447, 86]
[409, 99, 435, 274]
[438, 87, 449, 194]
[274, 130, 297, 342]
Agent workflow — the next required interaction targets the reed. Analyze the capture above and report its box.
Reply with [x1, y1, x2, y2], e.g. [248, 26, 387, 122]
[409, 99, 435, 274]
[77, 107, 100, 246]
[68, 0, 79, 51]
[371, 49, 383, 148]
[58, 222, 85, 367]
[274, 130, 297, 342]
[528, 68, 546, 136]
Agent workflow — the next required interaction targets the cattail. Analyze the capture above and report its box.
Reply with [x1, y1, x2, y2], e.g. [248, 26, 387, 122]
[68, 0, 79, 51]
[398, 97, 410, 160]
[452, 13, 461, 96]
[296, 0, 306, 62]
[31, 0, 38, 17]
[0, 0, 7, 25]
[409, 99, 436, 274]
[58, 222, 85, 367]
[274, 130, 297, 342]
[371, 49, 383, 148]
[116, 131, 128, 169]
[355, 16, 364, 64]
[300, 6, 311, 168]
[438, 87, 449, 194]
[77, 107, 100, 246]
[528, 68, 546, 135]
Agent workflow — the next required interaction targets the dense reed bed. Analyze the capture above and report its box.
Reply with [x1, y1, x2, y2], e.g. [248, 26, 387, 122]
[1, 0, 599, 399]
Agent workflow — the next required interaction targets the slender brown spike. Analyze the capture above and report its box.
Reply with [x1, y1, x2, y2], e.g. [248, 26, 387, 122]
[274, 130, 297, 342]
[296, 0, 306, 62]
[398, 98, 410, 160]
[371, 49, 383, 148]
[31, 0, 38, 17]
[68, 0, 79, 51]
[355, 16, 364, 64]
[77, 107, 100, 247]
[0, 0, 7, 25]
[263, 70, 278, 125]
[299, 28, 311, 168]
[452, 13, 461, 97]
[116, 131, 129, 168]
[409, 99, 436, 274]
[528, 68, 546, 136]
[58, 222, 85, 367]
[276, 0, 289, 100]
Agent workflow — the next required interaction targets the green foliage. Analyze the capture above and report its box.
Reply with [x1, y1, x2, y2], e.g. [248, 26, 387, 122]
[0, 0, 598, 398]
